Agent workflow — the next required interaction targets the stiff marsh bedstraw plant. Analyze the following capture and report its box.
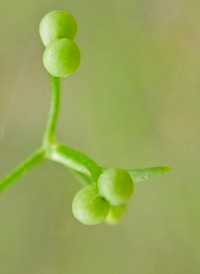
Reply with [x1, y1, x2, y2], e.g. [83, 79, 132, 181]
[0, 10, 170, 226]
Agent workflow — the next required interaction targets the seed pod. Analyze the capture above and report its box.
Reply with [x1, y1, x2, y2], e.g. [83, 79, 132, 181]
[43, 38, 81, 78]
[39, 10, 77, 47]
[98, 168, 134, 206]
[72, 185, 110, 225]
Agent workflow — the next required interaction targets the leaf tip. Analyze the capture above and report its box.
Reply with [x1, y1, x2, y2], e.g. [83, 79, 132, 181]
[163, 166, 171, 173]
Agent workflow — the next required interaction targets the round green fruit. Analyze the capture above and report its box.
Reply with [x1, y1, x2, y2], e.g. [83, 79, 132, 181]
[43, 38, 81, 78]
[98, 168, 134, 206]
[105, 204, 126, 225]
[39, 10, 77, 47]
[72, 185, 110, 225]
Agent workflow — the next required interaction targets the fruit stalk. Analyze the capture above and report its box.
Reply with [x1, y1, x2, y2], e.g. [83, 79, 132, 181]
[43, 75, 60, 146]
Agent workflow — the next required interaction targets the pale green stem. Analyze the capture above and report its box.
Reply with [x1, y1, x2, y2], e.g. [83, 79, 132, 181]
[47, 143, 102, 183]
[0, 149, 45, 193]
[43, 75, 60, 145]
[0, 74, 60, 193]
[0, 68, 170, 193]
[41, 74, 102, 182]
[0, 73, 98, 193]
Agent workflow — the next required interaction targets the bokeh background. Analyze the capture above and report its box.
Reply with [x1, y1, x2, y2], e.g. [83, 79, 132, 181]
[0, 0, 200, 273]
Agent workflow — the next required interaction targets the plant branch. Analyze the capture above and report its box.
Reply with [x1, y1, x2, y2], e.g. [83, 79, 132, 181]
[0, 149, 45, 193]
[47, 143, 102, 182]
[43, 74, 60, 145]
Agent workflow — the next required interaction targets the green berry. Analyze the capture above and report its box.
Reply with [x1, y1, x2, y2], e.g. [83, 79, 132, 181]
[39, 10, 77, 47]
[105, 204, 126, 225]
[72, 185, 110, 225]
[43, 38, 81, 78]
[98, 168, 134, 206]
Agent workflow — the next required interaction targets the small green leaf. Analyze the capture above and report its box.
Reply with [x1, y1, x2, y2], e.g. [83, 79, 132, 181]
[127, 166, 171, 183]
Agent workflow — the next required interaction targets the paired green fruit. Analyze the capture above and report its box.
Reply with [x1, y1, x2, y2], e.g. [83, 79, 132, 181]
[72, 185, 110, 225]
[98, 168, 134, 206]
[39, 10, 77, 47]
[40, 10, 80, 78]
[72, 168, 133, 225]
[43, 38, 80, 78]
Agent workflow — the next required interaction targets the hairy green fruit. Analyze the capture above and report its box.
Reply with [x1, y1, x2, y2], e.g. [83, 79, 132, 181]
[43, 38, 81, 78]
[105, 204, 126, 225]
[72, 185, 110, 225]
[39, 10, 77, 47]
[98, 168, 134, 205]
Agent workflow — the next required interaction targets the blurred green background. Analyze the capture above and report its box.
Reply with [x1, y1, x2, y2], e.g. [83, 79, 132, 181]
[0, 0, 200, 273]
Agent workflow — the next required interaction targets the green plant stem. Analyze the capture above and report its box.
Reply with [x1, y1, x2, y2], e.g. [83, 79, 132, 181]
[69, 169, 91, 186]
[0, 149, 45, 193]
[47, 143, 102, 183]
[41, 74, 102, 183]
[0, 69, 170, 194]
[43, 74, 60, 145]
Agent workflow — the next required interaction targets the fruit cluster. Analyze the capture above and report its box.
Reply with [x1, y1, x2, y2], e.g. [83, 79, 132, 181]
[39, 12, 135, 226]
[39, 10, 81, 77]
[72, 168, 134, 225]
[0, 10, 170, 227]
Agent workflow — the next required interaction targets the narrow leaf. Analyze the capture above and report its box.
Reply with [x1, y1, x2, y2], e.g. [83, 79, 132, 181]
[127, 166, 171, 183]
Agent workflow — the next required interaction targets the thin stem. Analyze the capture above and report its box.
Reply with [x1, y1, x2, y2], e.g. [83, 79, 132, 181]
[47, 143, 102, 182]
[43, 74, 60, 145]
[0, 149, 45, 193]
[65, 168, 91, 186]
